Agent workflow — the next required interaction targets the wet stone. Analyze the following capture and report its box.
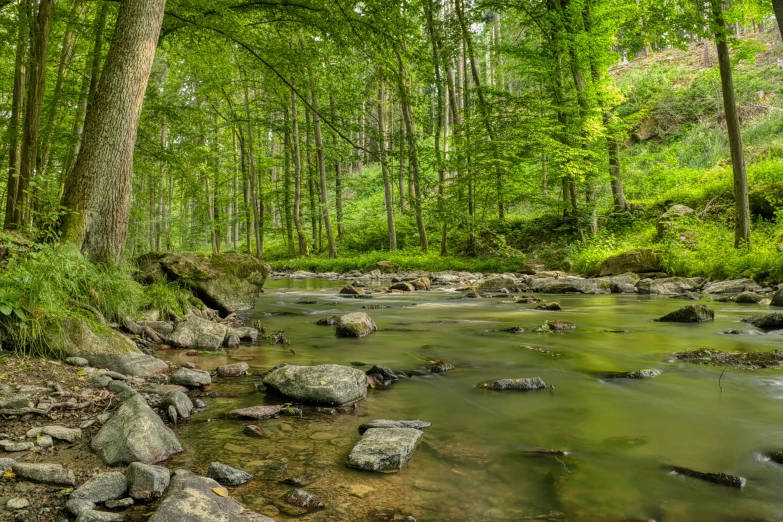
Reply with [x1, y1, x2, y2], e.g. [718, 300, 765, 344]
[425, 360, 454, 373]
[346, 427, 423, 472]
[275, 488, 325, 515]
[243, 425, 270, 438]
[280, 475, 318, 487]
[228, 405, 282, 419]
[602, 369, 661, 379]
[366, 365, 397, 384]
[665, 465, 746, 489]
[169, 368, 211, 388]
[535, 301, 562, 311]
[742, 312, 783, 330]
[71, 471, 128, 503]
[358, 420, 431, 434]
[65, 498, 96, 517]
[483, 377, 547, 391]
[207, 462, 253, 486]
[658, 304, 715, 323]
[217, 362, 249, 377]
[104, 498, 134, 509]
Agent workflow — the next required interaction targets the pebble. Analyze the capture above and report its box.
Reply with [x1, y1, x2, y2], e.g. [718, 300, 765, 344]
[36, 435, 53, 448]
[105, 498, 134, 509]
[6, 498, 29, 510]
[66, 357, 89, 367]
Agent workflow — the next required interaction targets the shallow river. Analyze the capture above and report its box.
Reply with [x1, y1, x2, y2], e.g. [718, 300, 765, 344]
[162, 279, 783, 522]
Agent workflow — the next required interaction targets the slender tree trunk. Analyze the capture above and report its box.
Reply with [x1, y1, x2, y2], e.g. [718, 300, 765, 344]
[608, 136, 626, 211]
[4, 4, 28, 229]
[772, 0, 783, 39]
[329, 94, 344, 237]
[290, 70, 308, 256]
[712, 1, 750, 246]
[542, 152, 548, 196]
[377, 83, 397, 251]
[14, 0, 54, 230]
[283, 110, 294, 253]
[243, 84, 262, 258]
[305, 108, 317, 251]
[61, 0, 166, 263]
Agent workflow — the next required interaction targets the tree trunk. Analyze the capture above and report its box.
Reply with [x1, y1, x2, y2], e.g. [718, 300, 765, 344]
[243, 84, 262, 258]
[712, 1, 750, 246]
[773, 0, 783, 39]
[305, 108, 317, 251]
[4, 3, 28, 229]
[377, 83, 397, 252]
[283, 110, 294, 253]
[14, 0, 54, 230]
[608, 136, 626, 212]
[290, 69, 309, 256]
[329, 94, 344, 237]
[61, 0, 166, 264]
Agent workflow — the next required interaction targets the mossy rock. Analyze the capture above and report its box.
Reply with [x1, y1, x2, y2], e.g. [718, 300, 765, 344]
[749, 182, 783, 220]
[599, 249, 662, 277]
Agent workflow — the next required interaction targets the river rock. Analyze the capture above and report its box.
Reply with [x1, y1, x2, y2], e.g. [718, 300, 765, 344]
[139, 321, 175, 337]
[702, 278, 761, 294]
[772, 288, 783, 307]
[742, 312, 783, 330]
[217, 362, 249, 377]
[75, 510, 126, 522]
[65, 498, 96, 516]
[346, 427, 423, 472]
[658, 304, 714, 323]
[106, 498, 134, 509]
[536, 301, 562, 310]
[233, 327, 259, 342]
[358, 420, 431, 434]
[425, 360, 454, 372]
[276, 488, 325, 515]
[135, 252, 270, 317]
[0, 394, 31, 410]
[602, 369, 661, 379]
[389, 282, 415, 292]
[12, 462, 76, 486]
[36, 434, 53, 448]
[170, 367, 211, 388]
[126, 462, 170, 501]
[161, 391, 193, 420]
[410, 277, 431, 290]
[735, 291, 763, 304]
[315, 315, 338, 326]
[91, 393, 182, 466]
[637, 277, 704, 295]
[599, 249, 662, 276]
[1, 441, 33, 452]
[43, 425, 82, 442]
[531, 276, 609, 294]
[335, 312, 377, 337]
[610, 272, 640, 293]
[263, 364, 367, 406]
[476, 275, 526, 292]
[366, 365, 397, 384]
[72, 471, 128, 503]
[207, 462, 253, 486]
[45, 317, 140, 361]
[87, 353, 169, 377]
[148, 470, 273, 522]
[340, 285, 364, 295]
[483, 377, 547, 391]
[228, 405, 282, 419]
[167, 315, 231, 350]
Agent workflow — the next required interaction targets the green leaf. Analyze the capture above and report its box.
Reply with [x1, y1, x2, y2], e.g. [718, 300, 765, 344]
[0, 305, 12, 316]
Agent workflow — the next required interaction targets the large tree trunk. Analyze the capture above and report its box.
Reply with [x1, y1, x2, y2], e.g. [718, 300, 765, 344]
[243, 84, 262, 258]
[305, 108, 317, 251]
[4, 3, 28, 229]
[290, 71, 309, 256]
[712, 1, 750, 246]
[13, 0, 54, 230]
[60, 0, 166, 263]
[772, 0, 783, 39]
[283, 110, 294, 253]
[377, 83, 397, 252]
[329, 95, 344, 237]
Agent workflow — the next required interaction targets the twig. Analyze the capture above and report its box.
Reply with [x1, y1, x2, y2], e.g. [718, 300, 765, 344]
[719, 364, 728, 392]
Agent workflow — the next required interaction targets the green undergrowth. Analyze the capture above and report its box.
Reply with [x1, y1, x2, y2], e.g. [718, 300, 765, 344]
[0, 243, 193, 357]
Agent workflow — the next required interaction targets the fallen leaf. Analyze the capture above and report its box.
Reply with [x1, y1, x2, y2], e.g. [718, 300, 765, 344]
[212, 487, 229, 497]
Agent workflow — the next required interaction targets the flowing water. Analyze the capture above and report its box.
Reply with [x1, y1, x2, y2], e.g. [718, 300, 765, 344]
[162, 278, 783, 522]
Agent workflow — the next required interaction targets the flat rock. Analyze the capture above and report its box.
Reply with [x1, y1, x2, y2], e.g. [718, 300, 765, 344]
[170, 367, 211, 388]
[217, 362, 250, 377]
[599, 249, 661, 276]
[263, 364, 367, 406]
[335, 312, 377, 337]
[6, 497, 29, 510]
[743, 312, 783, 330]
[12, 462, 76, 486]
[637, 277, 703, 295]
[148, 470, 273, 522]
[72, 471, 128, 503]
[2, 441, 34, 452]
[483, 377, 547, 391]
[43, 425, 82, 442]
[0, 394, 32, 410]
[658, 304, 714, 323]
[126, 462, 170, 501]
[346, 427, 423, 472]
[166, 315, 231, 350]
[105, 497, 134, 509]
[358, 420, 431, 434]
[602, 369, 661, 379]
[75, 510, 126, 522]
[207, 462, 253, 486]
[87, 353, 169, 377]
[91, 393, 183, 466]
[702, 278, 760, 294]
[228, 405, 282, 419]
[66, 357, 89, 367]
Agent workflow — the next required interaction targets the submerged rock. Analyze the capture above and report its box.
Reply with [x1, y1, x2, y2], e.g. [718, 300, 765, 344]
[263, 364, 367, 406]
[148, 470, 273, 521]
[742, 312, 783, 330]
[126, 462, 171, 501]
[275, 488, 325, 516]
[358, 420, 431, 434]
[228, 405, 282, 420]
[91, 394, 182, 466]
[671, 348, 783, 368]
[207, 462, 253, 486]
[335, 312, 377, 337]
[425, 360, 454, 373]
[535, 301, 561, 311]
[658, 304, 714, 323]
[366, 365, 398, 385]
[482, 377, 547, 391]
[601, 369, 661, 379]
[665, 465, 745, 489]
[315, 315, 339, 326]
[346, 427, 423, 472]
[545, 320, 576, 331]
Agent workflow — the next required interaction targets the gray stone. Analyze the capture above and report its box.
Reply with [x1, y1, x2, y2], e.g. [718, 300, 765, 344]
[6, 498, 29, 510]
[228, 405, 282, 419]
[772, 288, 783, 307]
[207, 462, 253, 486]
[358, 420, 430, 434]
[735, 291, 764, 304]
[91, 375, 113, 388]
[602, 369, 662, 379]
[263, 364, 367, 406]
[36, 434, 53, 448]
[0, 458, 15, 471]
[609, 272, 641, 293]
[126, 462, 170, 501]
[346, 428, 423, 472]
[166, 315, 231, 350]
[72, 472, 127, 503]
[366, 365, 397, 384]
[148, 470, 274, 522]
[217, 362, 249, 377]
[65, 498, 96, 517]
[743, 312, 783, 330]
[75, 510, 126, 522]
[138, 321, 175, 337]
[12, 462, 76, 486]
[0, 395, 32, 410]
[108, 380, 138, 400]
[599, 249, 661, 276]
[530, 276, 609, 294]
[105, 498, 134, 509]
[1, 441, 34, 452]
[275, 488, 324, 515]
[702, 278, 760, 294]
[41, 425, 82, 443]
[161, 391, 193, 420]
[636, 277, 704, 295]
[233, 327, 258, 343]
[335, 312, 377, 337]
[45, 317, 139, 360]
[87, 353, 169, 378]
[66, 357, 90, 367]
[475, 275, 525, 292]
[91, 394, 182, 466]
[658, 304, 714, 323]
[483, 377, 547, 391]
[170, 368, 211, 388]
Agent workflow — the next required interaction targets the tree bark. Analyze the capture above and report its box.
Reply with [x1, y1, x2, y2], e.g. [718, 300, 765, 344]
[712, 1, 750, 246]
[773, 0, 783, 40]
[329, 94, 344, 237]
[290, 69, 309, 256]
[243, 84, 262, 258]
[283, 109, 294, 253]
[4, 3, 28, 229]
[61, 0, 166, 263]
[377, 83, 397, 252]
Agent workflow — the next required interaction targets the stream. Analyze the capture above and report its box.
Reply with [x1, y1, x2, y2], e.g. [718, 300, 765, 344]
[160, 278, 783, 521]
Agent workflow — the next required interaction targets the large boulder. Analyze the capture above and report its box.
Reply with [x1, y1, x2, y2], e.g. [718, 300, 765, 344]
[771, 288, 783, 307]
[335, 312, 377, 338]
[46, 318, 139, 359]
[167, 315, 231, 350]
[658, 304, 714, 323]
[476, 275, 526, 292]
[599, 249, 662, 276]
[91, 394, 183, 466]
[136, 253, 270, 318]
[263, 364, 367, 406]
[742, 313, 783, 330]
[636, 277, 703, 295]
[657, 204, 695, 235]
[346, 428, 423, 472]
[530, 276, 610, 294]
[148, 470, 273, 522]
[702, 278, 761, 295]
